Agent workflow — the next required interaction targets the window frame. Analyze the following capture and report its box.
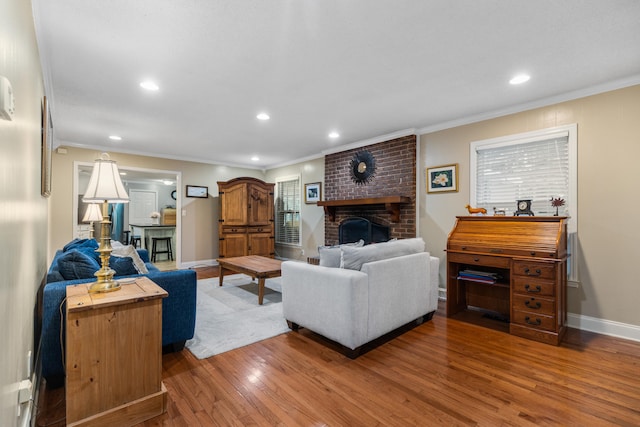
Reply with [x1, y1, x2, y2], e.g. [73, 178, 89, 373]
[274, 174, 301, 246]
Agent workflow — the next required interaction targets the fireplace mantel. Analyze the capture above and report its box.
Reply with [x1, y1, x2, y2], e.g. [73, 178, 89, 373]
[317, 196, 411, 222]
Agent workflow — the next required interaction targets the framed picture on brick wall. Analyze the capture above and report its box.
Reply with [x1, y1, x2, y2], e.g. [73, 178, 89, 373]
[426, 164, 458, 193]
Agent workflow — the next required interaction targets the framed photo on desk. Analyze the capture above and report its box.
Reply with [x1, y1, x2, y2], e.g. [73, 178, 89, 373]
[186, 185, 208, 198]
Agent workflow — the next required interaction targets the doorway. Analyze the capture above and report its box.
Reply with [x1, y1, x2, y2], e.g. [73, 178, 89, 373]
[73, 161, 182, 268]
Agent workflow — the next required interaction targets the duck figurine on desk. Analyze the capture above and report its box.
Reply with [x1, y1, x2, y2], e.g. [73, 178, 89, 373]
[465, 204, 487, 215]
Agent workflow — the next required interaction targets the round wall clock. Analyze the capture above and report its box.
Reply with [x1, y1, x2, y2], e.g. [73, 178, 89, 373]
[350, 150, 376, 185]
[171, 190, 177, 200]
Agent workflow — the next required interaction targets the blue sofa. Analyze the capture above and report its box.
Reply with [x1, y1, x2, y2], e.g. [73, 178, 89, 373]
[41, 239, 197, 387]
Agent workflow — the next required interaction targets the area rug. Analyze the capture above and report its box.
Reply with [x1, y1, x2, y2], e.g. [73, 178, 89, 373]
[185, 274, 289, 359]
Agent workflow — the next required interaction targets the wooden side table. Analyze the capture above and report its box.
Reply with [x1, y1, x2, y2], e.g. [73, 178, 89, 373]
[65, 277, 168, 427]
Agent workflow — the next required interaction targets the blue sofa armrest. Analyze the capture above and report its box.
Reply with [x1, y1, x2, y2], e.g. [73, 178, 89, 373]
[146, 269, 197, 347]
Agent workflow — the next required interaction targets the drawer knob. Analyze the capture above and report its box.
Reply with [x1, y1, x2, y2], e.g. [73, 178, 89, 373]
[523, 268, 542, 276]
[524, 299, 542, 309]
[525, 316, 541, 326]
[530, 251, 536, 256]
[473, 258, 480, 262]
[524, 284, 541, 293]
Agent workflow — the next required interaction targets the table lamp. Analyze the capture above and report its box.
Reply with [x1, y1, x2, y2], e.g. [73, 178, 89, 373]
[82, 203, 103, 238]
[82, 153, 130, 293]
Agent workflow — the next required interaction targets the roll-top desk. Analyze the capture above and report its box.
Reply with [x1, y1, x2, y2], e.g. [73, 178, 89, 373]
[446, 216, 568, 345]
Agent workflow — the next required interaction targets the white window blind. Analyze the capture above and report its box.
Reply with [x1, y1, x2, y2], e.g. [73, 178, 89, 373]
[275, 176, 300, 245]
[475, 135, 570, 216]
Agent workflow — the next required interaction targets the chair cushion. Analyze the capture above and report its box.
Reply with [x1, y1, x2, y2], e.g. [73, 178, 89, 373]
[340, 237, 425, 271]
[57, 249, 101, 280]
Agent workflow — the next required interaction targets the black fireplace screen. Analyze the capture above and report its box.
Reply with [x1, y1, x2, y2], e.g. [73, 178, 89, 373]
[339, 217, 390, 245]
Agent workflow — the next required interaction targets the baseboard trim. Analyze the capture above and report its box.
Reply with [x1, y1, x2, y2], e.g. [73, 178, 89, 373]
[180, 259, 218, 269]
[566, 312, 640, 342]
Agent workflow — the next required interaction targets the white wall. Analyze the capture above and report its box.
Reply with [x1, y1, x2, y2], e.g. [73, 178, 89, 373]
[0, 0, 46, 425]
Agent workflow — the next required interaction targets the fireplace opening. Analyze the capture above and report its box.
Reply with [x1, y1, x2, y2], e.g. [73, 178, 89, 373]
[339, 217, 390, 245]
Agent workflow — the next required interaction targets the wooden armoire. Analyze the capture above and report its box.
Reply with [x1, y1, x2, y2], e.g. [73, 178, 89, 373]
[217, 177, 275, 258]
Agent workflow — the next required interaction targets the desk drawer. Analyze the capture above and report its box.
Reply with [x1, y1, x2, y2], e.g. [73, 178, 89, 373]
[447, 253, 510, 268]
[512, 276, 555, 296]
[512, 260, 556, 280]
[511, 310, 556, 332]
[512, 294, 555, 316]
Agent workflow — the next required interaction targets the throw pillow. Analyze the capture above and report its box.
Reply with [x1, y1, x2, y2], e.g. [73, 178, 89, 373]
[111, 245, 148, 274]
[58, 249, 101, 280]
[63, 238, 98, 252]
[318, 239, 364, 268]
[340, 237, 425, 270]
[109, 256, 138, 276]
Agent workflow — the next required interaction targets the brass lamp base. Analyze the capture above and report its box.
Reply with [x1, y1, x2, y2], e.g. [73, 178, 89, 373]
[89, 279, 121, 293]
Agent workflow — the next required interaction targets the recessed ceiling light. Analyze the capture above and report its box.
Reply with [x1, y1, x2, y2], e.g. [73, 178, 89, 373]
[162, 180, 173, 186]
[509, 74, 530, 85]
[328, 131, 340, 139]
[140, 81, 159, 91]
[251, 156, 260, 161]
[119, 172, 127, 176]
[109, 135, 122, 141]
[256, 113, 270, 121]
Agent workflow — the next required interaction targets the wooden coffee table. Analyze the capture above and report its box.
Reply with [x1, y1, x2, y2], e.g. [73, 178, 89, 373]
[217, 255, 283, 305]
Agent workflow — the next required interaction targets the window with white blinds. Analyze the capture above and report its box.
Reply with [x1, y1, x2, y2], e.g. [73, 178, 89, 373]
[470, 124, 577, 231]
[275, 175, 301, 245]
[470, 124, 578, 282]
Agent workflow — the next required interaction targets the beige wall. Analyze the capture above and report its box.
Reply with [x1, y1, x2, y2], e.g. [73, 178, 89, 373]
[419, 85, 640, 326]
[265, 157, 325, 261]
[50, 146, 264, 265]
[0, 0, 46, 425]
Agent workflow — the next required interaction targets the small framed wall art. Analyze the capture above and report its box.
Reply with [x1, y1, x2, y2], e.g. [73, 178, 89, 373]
[41, 96, 53, 197]
[186, 185, 208, 198]
[305, 182, 322, 204]
[426, 163, 458, 193]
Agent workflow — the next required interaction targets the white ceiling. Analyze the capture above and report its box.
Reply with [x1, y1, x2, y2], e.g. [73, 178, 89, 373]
[33, 1, 640, 170]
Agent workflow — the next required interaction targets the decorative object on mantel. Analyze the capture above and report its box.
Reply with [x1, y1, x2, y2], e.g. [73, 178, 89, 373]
[304, 182, 321, 204]
[465, 204, 487, 215]
[426, 163, 458, 193]
[550, 197, 565, 216]
[350, 150, 376, 185]
[493, 207, 506, 216]
[317, 196, 410, 222]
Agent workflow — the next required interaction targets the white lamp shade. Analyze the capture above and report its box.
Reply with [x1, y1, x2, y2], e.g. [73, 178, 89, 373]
[82, 153, 130, 203]
[82, 203, 103, 222]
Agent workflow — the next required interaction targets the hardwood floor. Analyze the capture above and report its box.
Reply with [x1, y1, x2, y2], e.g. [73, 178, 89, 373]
[36, 266, 640, 426]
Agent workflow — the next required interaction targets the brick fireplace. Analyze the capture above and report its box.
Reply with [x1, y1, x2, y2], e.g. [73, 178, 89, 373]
[322, 134, 417, 245]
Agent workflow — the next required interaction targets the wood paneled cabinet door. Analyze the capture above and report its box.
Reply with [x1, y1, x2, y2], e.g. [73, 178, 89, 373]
[218, 177, 275, 258]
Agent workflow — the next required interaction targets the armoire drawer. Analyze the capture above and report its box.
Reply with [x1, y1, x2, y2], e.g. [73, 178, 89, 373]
[447, 252, 510, 268]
